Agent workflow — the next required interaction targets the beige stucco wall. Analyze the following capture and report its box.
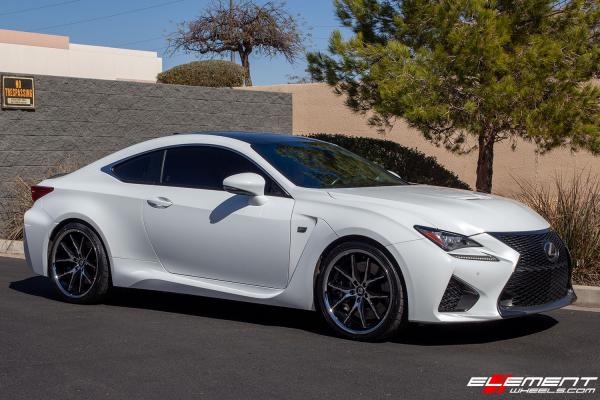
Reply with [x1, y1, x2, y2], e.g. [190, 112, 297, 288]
[0, 29, 69, 49]
[245, 83, 600, 195]
[0, 29, 162, 82]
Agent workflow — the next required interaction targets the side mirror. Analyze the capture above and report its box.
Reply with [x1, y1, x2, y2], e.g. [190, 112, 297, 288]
[223, 173, 265, 197]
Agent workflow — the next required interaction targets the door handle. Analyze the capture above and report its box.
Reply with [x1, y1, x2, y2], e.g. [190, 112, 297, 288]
[147, 197, 173, 209]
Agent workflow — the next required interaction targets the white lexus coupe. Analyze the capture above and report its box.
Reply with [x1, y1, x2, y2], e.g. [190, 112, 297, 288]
[24, 132, 575, 341]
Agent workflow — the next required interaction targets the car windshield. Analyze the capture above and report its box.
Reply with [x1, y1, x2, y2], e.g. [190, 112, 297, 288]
[252, 140, 406, 189]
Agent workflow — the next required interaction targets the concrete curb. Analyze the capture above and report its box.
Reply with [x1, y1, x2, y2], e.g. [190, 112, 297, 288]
[1, 238, 599, 309]
[0, 239, 24, 259]
[572, 285, 600, 309]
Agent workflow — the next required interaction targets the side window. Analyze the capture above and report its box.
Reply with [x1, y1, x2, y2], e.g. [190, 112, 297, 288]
[162, 146, 286, 196]
[112, 150, 164, 184]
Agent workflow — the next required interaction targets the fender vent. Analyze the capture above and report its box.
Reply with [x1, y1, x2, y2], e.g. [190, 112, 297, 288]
[438, 276, 480, 312]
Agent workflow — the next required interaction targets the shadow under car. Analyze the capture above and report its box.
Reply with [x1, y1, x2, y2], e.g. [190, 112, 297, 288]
[9, 276, 559, 345]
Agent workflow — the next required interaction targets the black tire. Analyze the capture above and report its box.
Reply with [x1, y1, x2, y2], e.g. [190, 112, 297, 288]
[316, 241, 407, 341]
[48, 222, 110, 304]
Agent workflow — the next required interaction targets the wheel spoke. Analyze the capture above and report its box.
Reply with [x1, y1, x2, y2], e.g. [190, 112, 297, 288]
[333, 266, 353, 282]
[60, 242, 77, 260]
[78, 235, 85, 256]
[362, 257, 370, 283]
[330, 293, 353, 311]
[67, 270, 77, 292]
[327, 282, 350, 293]
[83, 245, 96, 270]
[350, 254, 357, 281]
[81, 270, 92, 284]
[57, 266, 77, 279]
[343, 299, 359, 325]
[78, 270, 83, 293]
[357, 299, 367, 328]
[365, 274, 385, 287]
[54, 258, 74, 263]
[83, 247, 93, 262]
[366, 297, 381, 320]
[69, 234, 81, 257]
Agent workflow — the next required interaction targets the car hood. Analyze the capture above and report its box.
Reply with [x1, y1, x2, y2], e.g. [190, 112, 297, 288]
[327, 185, 549, 236]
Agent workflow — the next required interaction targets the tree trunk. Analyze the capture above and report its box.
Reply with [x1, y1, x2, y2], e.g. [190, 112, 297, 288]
[475, 132, 495, 193]
[239, 52, 252, 86]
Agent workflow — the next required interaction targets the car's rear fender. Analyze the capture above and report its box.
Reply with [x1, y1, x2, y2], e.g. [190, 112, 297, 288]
[28, 184, 160, 275]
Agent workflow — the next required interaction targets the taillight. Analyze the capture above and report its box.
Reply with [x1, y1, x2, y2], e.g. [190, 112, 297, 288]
[31, 186, 54, 202]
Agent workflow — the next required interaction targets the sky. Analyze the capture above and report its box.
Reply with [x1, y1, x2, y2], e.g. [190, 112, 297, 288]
[0, 0, 347, 86]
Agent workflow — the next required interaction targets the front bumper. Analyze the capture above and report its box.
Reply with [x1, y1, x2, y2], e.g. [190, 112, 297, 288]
[498, 288, 576, 318]
[386, 231, 575, 323]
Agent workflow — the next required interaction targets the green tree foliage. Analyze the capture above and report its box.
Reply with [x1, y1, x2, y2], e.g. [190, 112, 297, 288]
[308, 0, 600, 193]
[157, 60, 245, 87]
[308, 133, 470, 189]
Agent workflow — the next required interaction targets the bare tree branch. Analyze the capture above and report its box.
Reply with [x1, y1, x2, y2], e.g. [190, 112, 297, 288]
[168, 0, 304, 85]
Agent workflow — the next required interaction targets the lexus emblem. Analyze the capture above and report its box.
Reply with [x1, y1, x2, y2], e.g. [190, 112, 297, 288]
[544, 241, 560, 263]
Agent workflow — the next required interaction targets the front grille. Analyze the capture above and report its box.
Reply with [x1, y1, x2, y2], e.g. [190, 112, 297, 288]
[490, 230, 570, 311]
[438, 276, 479, 312]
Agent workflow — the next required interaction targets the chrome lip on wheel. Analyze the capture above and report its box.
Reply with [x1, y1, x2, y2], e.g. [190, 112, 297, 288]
[50, 229, 99, 299]
[322, 249, 393, 335]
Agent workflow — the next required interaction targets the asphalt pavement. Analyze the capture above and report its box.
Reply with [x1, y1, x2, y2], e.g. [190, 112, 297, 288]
[1, 256, 599, 400]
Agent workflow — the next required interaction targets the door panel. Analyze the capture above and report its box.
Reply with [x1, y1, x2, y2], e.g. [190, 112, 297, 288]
[143, 186, 294, 288]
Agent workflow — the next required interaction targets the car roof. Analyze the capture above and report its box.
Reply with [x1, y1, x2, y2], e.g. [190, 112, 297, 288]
[175, 131, 319, 145]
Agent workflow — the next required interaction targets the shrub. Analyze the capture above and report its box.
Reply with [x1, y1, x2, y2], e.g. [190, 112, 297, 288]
[1, 177, 31, 241]
[514, 172, 600, 286]
[306, 133, 470, 190]
[0, 156, 83, 241]
[157, 60, 245, 87]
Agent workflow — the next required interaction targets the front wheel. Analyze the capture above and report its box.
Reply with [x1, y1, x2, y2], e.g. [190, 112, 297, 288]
[316, 241, 407, 341]
[48, 222, 110, 304]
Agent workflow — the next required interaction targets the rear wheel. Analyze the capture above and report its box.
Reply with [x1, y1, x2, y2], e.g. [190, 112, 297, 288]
[316, 241, 407, 341]
[48, 222, 110, 304]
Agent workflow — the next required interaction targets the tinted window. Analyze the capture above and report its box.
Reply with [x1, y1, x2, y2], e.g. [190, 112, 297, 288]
[252, 140, 406, 189]
[113, 150, 164, 184]
[162, 146, 285, 196]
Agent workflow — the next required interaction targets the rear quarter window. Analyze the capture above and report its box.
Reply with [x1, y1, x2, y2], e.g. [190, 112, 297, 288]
[112, 150, 164, 184]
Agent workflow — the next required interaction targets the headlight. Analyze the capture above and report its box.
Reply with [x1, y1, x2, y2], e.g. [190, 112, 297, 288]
[414, 225, 482, 252]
